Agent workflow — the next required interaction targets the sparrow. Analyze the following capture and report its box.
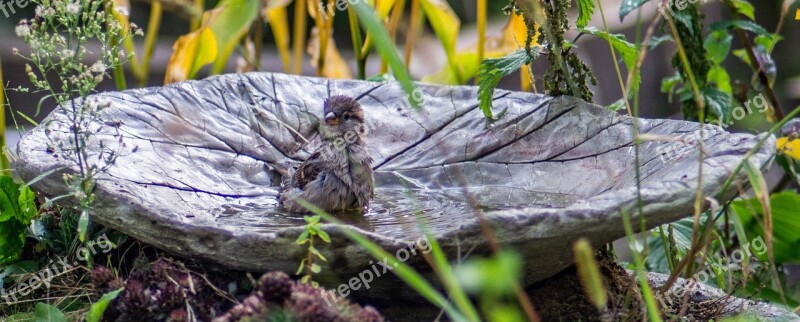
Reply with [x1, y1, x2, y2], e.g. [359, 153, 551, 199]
[279, 95, 375, 213]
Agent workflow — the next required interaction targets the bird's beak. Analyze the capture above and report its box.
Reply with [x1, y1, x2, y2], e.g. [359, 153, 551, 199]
[324, 112, 339, 125]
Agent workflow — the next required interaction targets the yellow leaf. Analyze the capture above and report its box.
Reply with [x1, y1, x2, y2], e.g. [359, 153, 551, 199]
[263, 0, 292, 72]
[422, 12, 538, 85]
[164, 27, 218, 84]
[777, 137, 800, 160]
[307, 28, 353, 79]
[419, 0, 461, 82]
[368, 0, 398, 18]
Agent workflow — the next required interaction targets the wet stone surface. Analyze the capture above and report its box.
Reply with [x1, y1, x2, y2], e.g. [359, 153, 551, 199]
[15, 72, 774, 299]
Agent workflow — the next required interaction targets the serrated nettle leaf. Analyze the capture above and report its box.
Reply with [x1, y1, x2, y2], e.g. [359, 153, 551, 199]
[710, 20, 770, 38]
[619, 0, 651, 21]
[707, 65, 732, 96]
[476, 49, 536, 119]
[648, 35, 672, 48]
[579, 27, 641, 92]
[661, 72, 681, 102]
[672, 9, 695, 35]
[704, 30, 732, 65]
[680, 87, 731, 121]
[576, 0, 595, 28]
[754, 34, 782, 53]
[729, 0, 755, 20]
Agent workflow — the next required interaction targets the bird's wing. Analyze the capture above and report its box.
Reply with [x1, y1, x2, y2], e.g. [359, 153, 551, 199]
[292, 151, 322, 189]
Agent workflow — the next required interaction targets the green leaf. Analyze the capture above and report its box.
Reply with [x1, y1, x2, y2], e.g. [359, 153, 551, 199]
[418, 0, 463, 83]
[619, 0, 650, 21]
[576, 0, 595, 28]
[296, 259, 306, 275]
[708, 65, 732, 96]
[18, 186, 37, 224]
[34, 303, 68, 322]
[476, 49, 536, 119]
[303, 215, 321, 225]
[704, 30, 732, 65]
[86, 288, 124, 322]
[606, 99, 626, 111]
[672, 9, 695, 35]
[78, 209, 90, 242]
[648, 35, 672, 49]
[0, 176, 23, 222]
[353, 1, 420, 107]
[310, 263, 321, 274]
[729, 0, 755, 20]
[647, 217, 704, 273]
[317, 229, 331, 243]
[732, 191, 800, 263]
[754, 34, 782, 53]
[455, 250, 521, 297]
[702, 87, 732, 122]
[580, 27, 641, 93]
[0, 218, 27, 265]
[0, 260, 39, 289]
[209, 0, 259, 74]
[295, 230, 310, 244]
[661, 72, 681, 102]
[309, 245, 327, 261]
[710, 20, 770, 38]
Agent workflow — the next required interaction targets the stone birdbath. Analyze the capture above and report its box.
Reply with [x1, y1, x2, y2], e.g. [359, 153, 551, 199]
[14, 73, 783, 314]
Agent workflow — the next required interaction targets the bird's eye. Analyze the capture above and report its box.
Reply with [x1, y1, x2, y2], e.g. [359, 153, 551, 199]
[343, 113, 351, 120]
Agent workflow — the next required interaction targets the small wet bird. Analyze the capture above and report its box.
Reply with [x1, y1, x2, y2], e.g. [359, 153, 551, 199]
[280, 95, 374, 213]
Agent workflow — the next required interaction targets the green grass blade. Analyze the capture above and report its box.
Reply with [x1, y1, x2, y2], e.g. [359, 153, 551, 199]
[296, 200, 468, 322]
[352, 1, 420, 108]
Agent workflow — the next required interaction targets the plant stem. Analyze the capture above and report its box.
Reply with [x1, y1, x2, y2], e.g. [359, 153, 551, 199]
[723, 1, 784, 120]
[138, 0, 163, 86]
[0, 55, 7, 172]
[382, 0, 405, 75]
[404, 0, 421, 67]
[477, 0, 486, 64]
[190, 0, 204, 31]
[254, 15, 264, 71]
[348, 6, 366, 79]
[292, 0, 308, 74]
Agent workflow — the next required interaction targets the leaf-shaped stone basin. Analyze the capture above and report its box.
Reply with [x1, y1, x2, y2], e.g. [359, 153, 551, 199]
[15, 73, 774, 296]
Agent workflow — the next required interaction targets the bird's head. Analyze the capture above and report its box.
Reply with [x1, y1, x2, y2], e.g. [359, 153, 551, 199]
[320, 95, 367, 141]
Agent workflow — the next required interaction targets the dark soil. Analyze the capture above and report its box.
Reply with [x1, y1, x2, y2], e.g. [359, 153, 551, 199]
[527, 256, 646, 321]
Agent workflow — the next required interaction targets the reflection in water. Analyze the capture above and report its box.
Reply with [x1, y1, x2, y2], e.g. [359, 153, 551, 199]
[214, 187, 580, 240]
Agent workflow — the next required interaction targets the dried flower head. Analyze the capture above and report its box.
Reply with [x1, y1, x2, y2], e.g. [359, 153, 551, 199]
[66, 3, 81, 15]
[15, 24, 31, 38]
